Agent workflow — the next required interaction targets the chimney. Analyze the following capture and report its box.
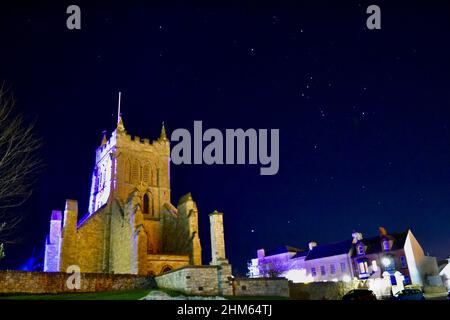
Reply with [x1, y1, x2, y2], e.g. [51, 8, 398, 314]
[352, 231, 363, 243]
[257, 249, 265, 259]
[308, 241, 317, 250]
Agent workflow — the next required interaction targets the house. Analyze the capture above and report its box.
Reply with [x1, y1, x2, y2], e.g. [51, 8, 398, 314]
[249, 227, 441, 293]
[439, 258, 450, 290]
[302, 240, 354, 283]
[248, 246, 304, 278]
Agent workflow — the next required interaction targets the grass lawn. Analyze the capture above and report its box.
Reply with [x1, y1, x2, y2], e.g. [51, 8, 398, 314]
[0, 288, 288, 300]
[0, 289, 151, 300]
[225, 295, 288, 300]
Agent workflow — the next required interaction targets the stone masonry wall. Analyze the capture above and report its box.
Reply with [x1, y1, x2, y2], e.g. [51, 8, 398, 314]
[0, 270, 155, 294]
[155, 266, 291, 298]
[232, 278, 290, 297]
[75, 209, 108, 273]
[289, 280, 365, 300]
[155, 265, 224, 296]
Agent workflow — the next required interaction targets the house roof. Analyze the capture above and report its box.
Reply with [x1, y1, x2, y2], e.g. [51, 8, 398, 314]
[305, 239, 353, 261]
[264, 245, 302, 256]
[351, 231, 408, 257]
[260, 230, 410, 261]
[291, 250, 309, 259]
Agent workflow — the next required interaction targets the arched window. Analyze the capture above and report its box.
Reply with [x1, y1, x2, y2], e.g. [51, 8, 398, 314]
[161, 265, 172, 274]
[131, 160, 140, 183]
[124, 159, 132, 183]
[143, 165, 150, 184]
[98, 168, 103, 190]
[143, 194, 150, 214]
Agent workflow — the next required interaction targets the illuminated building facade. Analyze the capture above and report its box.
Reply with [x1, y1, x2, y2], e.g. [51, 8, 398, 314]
[43, 116, 209, 275]
[249, 228, 441, 291]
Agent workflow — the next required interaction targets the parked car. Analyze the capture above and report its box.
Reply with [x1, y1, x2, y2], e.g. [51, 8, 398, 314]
[342, 289, 377, 301]
[393, 288, 425, 300]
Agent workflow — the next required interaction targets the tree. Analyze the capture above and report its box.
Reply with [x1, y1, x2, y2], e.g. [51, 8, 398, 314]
[0, 88, 41, 259]
[257, 256, 293, 278]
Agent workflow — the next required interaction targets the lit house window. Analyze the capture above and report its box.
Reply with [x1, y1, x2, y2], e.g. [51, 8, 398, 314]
[320, 266, 326, 276]
[358, 260, 369, 277]
[311, 267, 317, 277]
[400, 256, 407, 268]
[330, 264, 336, 274]
[372, 260, 378, 272]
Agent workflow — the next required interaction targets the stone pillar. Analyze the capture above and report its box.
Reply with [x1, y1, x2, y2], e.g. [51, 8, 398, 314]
[178, 193, 202, 265]
[44, 210, 62, 272]
[189, 208, 202, 265]
[60, 199, 78, 272]
[209, 210, 228, 265]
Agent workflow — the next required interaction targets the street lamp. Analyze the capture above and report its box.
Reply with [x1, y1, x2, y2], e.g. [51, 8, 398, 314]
[381, 257, 392, 268]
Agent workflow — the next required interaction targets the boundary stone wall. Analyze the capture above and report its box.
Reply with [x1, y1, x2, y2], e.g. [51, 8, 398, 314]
[289, 280, 364, 300]
[232, 277, 290, 297]
[155, 265, 233, 296]
[0, 270, 155, 294]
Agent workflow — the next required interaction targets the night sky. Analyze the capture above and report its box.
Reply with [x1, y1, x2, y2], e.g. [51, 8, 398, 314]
[0, 1, 449, 274]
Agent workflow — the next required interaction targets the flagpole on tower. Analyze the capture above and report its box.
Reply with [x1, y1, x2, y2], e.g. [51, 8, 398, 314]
[117, 91, 122, 124]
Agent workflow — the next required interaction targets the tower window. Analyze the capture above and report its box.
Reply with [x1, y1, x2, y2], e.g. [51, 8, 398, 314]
[143, 165, 150, 184]
[143, 194, 150, 214]
[132, 160, 140, 182]
[125, 160, 132, 183]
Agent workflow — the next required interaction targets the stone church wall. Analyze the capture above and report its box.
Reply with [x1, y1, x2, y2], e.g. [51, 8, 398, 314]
[110, 204, 133, 274]
[75, 209, 108, 273]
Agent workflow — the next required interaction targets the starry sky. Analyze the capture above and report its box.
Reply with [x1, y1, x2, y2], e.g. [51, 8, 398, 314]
[0, 1, 449, 274]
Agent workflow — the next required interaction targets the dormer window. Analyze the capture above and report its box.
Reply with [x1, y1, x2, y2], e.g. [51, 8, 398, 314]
[357, 244, 364, 255]
[383, 239, 390, 251]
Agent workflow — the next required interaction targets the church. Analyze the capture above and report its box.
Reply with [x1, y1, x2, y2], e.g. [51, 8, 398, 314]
[43, 115, 219, 275]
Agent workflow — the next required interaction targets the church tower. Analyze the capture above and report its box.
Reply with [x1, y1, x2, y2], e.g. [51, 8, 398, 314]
[44, 102, 217, 276]
[88, 116, 171, 217]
